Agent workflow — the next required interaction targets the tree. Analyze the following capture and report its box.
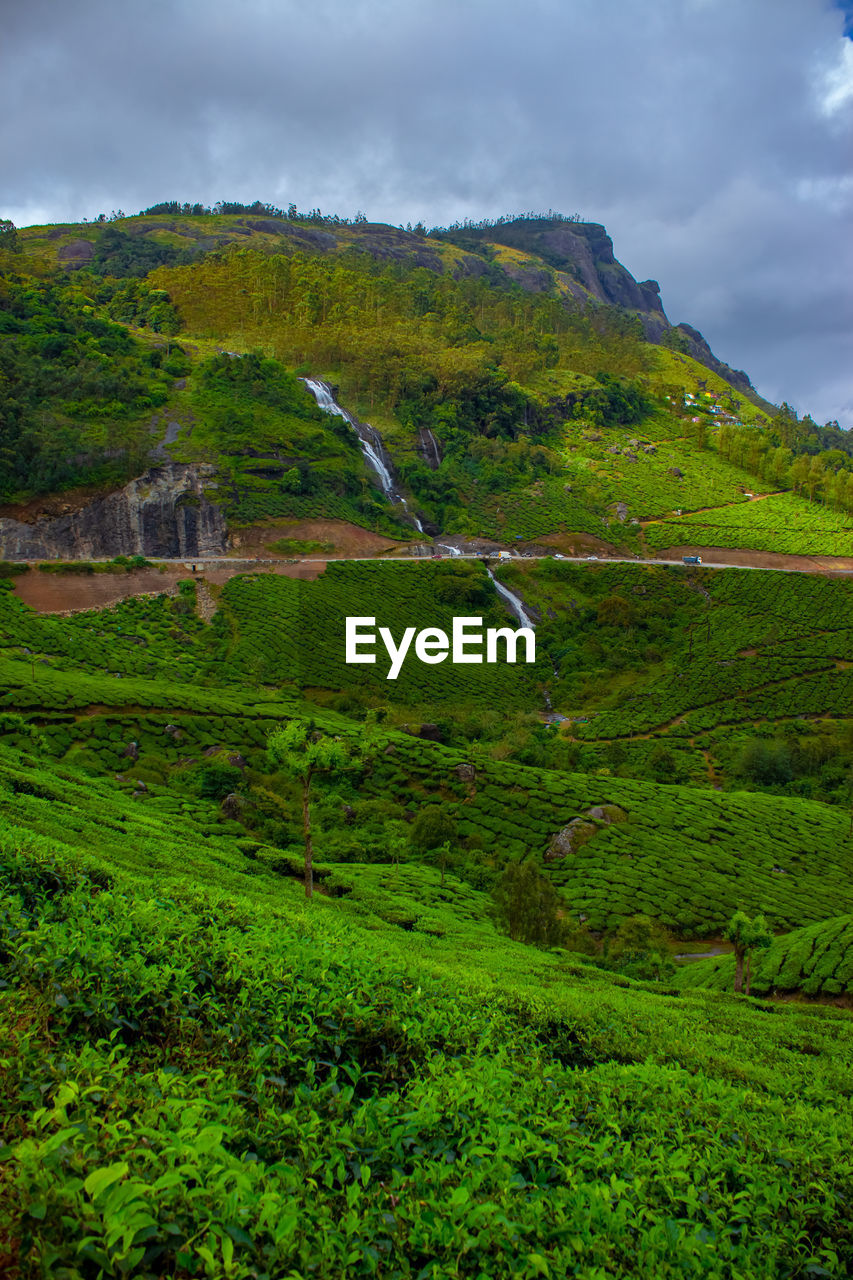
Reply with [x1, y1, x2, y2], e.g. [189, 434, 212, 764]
[604, 914, 673, 981]
[0, 219, 19, 253]
[724, 911, 773, 995]
[267, 720, 351, 899]
[410, 804, 456, 854]
[491, 859, 565, 947]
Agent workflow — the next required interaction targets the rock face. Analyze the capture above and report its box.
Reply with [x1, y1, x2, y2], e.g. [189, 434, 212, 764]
[417, 426, 443, 470]
[57, 239, 95, 268]
[674, 324, 754, 395]
[484, 219, 667, 326]
[546, 803, 628, 860]
[446, 218, 755, 392]
[0, 463, 226, 560]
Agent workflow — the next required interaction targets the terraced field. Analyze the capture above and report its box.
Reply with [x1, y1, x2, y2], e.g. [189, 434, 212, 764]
[679, 915, 853, 998]
[2, 559, 852, 944]
[645, 492, 853, 558]
[505, 560, 853, 745]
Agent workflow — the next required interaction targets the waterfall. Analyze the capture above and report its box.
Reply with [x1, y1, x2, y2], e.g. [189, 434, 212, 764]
[486, 567, 535, 628]
[418, 426, 442, 470]
[437, 543, 462, 557]
[301, 378, 423, 532]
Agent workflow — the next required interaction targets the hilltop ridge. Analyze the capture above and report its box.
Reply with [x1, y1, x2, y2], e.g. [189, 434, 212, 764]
[22, 208, 755, 396]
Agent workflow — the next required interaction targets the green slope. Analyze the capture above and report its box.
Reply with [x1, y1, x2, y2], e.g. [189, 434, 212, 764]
[4, 209, 851, 560]
[679, 914, 853, 999]
[3, 784, 853, 1277]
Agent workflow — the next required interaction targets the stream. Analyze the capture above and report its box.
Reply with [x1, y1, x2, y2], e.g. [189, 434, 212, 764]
[486, 566, 535, 628]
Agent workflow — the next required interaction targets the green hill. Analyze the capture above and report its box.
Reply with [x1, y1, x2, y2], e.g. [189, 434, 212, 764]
[3, 755, 853, 1277]
[679, 915, 853, 999]
[2, 207, 851, 559]
[2, 203, 853, 1277]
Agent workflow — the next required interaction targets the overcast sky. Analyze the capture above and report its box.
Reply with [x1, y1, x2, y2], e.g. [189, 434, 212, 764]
[3, 0, 851, 425]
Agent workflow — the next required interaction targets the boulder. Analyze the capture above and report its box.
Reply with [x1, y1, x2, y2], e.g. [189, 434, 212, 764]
[587, 804, 628, 825]
[220, 792, 244, 819]
[546, 819, 598, 860]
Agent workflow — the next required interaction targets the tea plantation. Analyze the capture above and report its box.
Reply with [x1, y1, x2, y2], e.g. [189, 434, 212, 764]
[678, 915, 853, 999]
[646, 492, 853, 558]
[4, 204, 853, 1277]
[3, 774, 853, 1279]
[2, 556, 853, 1276]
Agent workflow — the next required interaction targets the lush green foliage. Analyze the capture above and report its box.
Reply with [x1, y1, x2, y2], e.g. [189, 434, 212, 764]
[3, 206, 853, 1276]
[679, 915, 853, 999]
[0, 270, 172, 498]
[3, 815, 853, 1278]
[646, 492, 853, 557]
[491, 858, 566, 946]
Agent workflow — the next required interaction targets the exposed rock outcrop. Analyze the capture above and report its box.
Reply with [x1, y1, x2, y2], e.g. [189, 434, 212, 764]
[0, 463, 226, 560]
[673, 324, 754, 395]
[547, 818, 598, 860]
[417, 426, 443, 470]
[57, 239, 95, 268]
[546, 803, 628, 860]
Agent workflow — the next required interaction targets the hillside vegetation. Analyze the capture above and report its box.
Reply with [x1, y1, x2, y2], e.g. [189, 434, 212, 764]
[3, 208, 851, 557]
[678, 915, 853, 999]
[2, 204, 853, 1277]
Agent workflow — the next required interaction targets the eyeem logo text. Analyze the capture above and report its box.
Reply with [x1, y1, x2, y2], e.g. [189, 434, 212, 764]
[346, 616, 536, 680]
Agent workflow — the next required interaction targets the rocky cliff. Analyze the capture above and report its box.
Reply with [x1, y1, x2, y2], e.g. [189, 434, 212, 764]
[674, 323, 754, 395]
[0, 464, 226, 560]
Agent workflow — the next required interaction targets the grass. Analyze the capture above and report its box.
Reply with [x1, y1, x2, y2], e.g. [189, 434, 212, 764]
[1, 533, 853, 1273]
[3, 212, 853, 1278]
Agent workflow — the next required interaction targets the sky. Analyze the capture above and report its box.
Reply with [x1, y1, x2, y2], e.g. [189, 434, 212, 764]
[3, 0, 851, 426]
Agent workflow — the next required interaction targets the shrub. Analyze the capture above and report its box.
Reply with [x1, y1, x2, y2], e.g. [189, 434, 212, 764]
[490, 858, 566, 947]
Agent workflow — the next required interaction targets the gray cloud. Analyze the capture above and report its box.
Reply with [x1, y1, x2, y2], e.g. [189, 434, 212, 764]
[3, 0, 851, 423]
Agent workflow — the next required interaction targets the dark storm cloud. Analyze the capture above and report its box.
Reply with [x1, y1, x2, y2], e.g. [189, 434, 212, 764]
[3, 0, 851, 423]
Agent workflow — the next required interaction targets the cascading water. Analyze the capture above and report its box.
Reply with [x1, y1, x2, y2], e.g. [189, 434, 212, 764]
[486, 566, 535, 628]
[301, 378, 423, 532]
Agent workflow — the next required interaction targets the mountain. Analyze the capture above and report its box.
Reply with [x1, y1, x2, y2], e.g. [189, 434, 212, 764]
[2, 204, 853, 1277]
[2, 206, 851, 565]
